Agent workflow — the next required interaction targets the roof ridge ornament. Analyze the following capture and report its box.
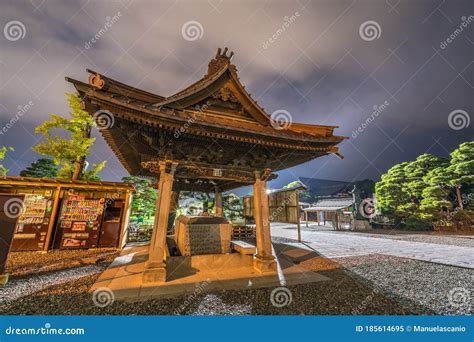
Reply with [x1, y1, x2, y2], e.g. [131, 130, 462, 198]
[207, 47, 235, 75]
[88, 73, 106, 90]
[216, 47, 234, 59]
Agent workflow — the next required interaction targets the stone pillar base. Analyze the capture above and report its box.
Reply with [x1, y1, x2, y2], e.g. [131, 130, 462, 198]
[0, 273, 9, 286]
[142, 265, 166, 283]
[253, 256, 276, 273]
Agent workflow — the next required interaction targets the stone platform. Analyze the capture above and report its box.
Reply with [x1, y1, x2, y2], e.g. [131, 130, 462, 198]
[91, 243, 331, 301]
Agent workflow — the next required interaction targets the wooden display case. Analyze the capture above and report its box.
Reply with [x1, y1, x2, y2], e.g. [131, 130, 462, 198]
[56, 196, 105, 249]
[0, 176, 134, 252]
[11, 194, 53, 251]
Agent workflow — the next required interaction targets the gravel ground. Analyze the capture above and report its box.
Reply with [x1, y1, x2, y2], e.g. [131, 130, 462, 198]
[192, 294, 253, 315]
[0, 245, 430, 315]
[1, 242, 471, 315]
[6, 249, 118, 277]
[0, 265, 104, 306]
[1, 265, 428, 315]
[273, 236, 473, 315]
[334, 255, 473, 315]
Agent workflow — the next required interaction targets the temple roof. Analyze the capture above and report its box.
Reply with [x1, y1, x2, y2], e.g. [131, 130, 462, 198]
[304, 197, 355, 212]
[66, 48, 347, 192]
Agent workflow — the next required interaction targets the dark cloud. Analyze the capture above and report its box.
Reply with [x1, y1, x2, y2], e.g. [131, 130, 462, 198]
[1, 0, 472, 193]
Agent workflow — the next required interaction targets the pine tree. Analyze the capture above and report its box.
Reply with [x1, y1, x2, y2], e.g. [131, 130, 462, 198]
[375, 141, 473, 229]
[180, 192, 212, 213]
[375, 162, 410, 218]
[283, 180, 312, 202]
[400, 154, 448, 217]
[122, 176, 157, 219]
[20, 158, 58, 178]
[419, 165, 452, 221]
[447, 141, 474, 210]
[222, 193, 243, 221]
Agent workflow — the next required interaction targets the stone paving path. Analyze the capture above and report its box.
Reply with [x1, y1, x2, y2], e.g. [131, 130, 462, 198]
[271, 223, 474, 269]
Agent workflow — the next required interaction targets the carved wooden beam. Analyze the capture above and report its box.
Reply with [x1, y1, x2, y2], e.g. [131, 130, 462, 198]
[163, 179, 241, 192]
[142, 160, 255, 183]
[159, 160, 178, 175]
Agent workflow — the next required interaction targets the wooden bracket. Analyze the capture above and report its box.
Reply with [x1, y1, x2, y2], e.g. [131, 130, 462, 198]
[255, 168, 277, 181]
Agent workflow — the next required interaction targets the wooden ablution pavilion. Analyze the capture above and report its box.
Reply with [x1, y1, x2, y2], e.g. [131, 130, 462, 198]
[66, 48, 346, 294]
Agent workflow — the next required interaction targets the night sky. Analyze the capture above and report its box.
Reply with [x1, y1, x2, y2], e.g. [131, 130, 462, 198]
[1, 0, 472, 194]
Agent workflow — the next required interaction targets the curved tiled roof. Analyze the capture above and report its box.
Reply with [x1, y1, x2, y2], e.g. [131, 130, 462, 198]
[65, 48, 347, 186]
[304, 197, 355, 211]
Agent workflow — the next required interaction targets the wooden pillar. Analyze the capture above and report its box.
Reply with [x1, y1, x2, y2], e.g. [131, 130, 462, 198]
[305, 210, 308, 227]
[214, 191, 223, 217]
[297, 204, 302, 243]
[296, 195, 302, 242]
[43, 186, 61, 252]
[316, 210, 320, 225]
[118, 190, 132, 251]
[143, 161, 177, 283]
[253, 169, 276, 273]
